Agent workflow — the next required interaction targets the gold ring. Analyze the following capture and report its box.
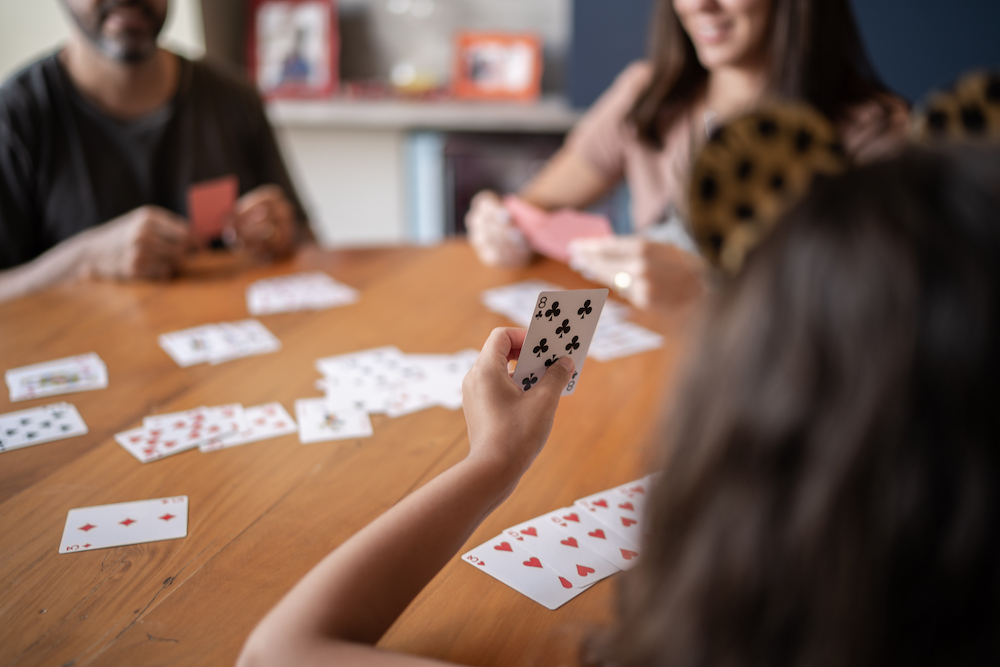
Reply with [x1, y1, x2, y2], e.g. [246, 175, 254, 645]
[613, 271, 633, 291]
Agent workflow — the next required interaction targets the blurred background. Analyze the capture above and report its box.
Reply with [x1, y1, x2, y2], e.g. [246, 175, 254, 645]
[0, 0, 996, 248]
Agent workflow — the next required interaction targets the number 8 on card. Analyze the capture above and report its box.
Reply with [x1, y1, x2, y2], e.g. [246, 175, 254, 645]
[511, 289, 609, 396]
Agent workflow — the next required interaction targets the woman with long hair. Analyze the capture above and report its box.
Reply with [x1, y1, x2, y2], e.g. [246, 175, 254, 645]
[237, 146, 1000, 666]
[467, 0, 909, 311]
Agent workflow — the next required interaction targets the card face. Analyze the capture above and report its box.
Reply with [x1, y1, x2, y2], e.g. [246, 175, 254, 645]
[316, 346, 406, 413]
[247, 272, 359, 316]
[189, 175, 237, 242]
[5, 353, 108, 402]
[546, 507, 641, 570]
[158, 326, 219, 367]
[159, 321, 281, 367]
[0, 402, 88, 453]
[505, 514, 619, 588]
[462, 533, 585, 610]
[295, 398, 373, 443]
[588, 320, 664, 362]
[575, 490, 645, 547]
[200, 402, 297, 452]
[59, 496, 188, 554]
[511, 289, 609, 396]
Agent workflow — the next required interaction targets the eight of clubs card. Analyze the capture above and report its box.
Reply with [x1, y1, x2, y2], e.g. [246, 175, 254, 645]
[512, 289, 608, 396]
[59, 496, 189, 554]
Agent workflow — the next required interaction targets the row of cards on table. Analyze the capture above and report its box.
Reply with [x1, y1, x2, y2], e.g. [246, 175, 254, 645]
[463, 474, 657, 610]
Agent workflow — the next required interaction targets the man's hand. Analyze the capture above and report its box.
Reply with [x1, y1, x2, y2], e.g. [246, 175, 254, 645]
[83, 205, 193, 281]
[462, 328, 574, 478]
[466, 190, 533, 267]
[568, 236, 706, 310]
[229, 185, 297, 260]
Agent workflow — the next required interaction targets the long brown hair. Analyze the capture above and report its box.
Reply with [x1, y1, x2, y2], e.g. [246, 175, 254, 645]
[587, 146, 1000, 666]
[630, 0, 895, 148]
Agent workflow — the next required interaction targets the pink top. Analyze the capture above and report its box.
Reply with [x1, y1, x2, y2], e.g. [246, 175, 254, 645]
[565, 62, 911, 231]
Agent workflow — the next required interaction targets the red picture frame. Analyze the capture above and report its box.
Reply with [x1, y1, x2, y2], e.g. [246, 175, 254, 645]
[248, 0, 339, 100]
[453, 32, 543, 102]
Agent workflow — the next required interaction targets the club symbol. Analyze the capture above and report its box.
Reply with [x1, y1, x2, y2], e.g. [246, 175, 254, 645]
[61, 424, 71, 432]
[555, 319, 571, 338]
[544, 354, 559, 368]
[545, 301, 561, 321]
[533, 338, 549, 357]
[578, 300, 593, 319]
[565, 336, 580, 353]
[521, 374, 538, 391]
[40, 420, 51, 428]
[534, 310, 544, 320]
[20, 418, 30, 425]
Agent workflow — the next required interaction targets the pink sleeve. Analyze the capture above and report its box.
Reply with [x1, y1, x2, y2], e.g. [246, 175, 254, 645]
[839, 94, 912, 164]
[565, 61, 653, 180]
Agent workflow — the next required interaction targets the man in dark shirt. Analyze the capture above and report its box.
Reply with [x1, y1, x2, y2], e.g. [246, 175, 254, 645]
[0, 0, 308, 302]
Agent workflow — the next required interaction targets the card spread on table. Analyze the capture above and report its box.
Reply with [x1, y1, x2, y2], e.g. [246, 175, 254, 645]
[5, 352, 108, 402]
[158, 319, 281, 367]
[189, 175, 237, 242]
[59, 496, 188, 554]
[511, 289, 609, 396]
[462, 533, 585, 610]
[200, 402, 297, 452]
[115, 404, 245, 463]
[0, 402, 88, 453]
[247, 272, 359, 316]
[464, 475, 654, 608]
[295, 398, 373, 443]
[505, 195, 613, 263]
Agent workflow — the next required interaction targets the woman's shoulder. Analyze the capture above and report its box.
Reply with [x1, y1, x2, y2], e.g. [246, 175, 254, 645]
[609, 61, 654, 100]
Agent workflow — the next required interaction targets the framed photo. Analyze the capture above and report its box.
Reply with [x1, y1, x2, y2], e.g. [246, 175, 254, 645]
[453, 32, 542, 102]
[248, 0, 339, 99]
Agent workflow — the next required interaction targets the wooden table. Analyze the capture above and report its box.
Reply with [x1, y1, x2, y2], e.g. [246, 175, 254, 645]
[0, 242, 692, 667]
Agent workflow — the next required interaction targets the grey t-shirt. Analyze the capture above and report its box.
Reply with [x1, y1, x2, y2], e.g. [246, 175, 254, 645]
[0, 52, 308, 269]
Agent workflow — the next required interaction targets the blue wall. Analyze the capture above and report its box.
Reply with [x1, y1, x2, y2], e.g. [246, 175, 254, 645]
[568, 0, 1000, 109]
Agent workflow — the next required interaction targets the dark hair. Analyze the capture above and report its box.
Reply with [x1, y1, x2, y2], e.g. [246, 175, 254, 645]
[588, 146, 1000, 666]
[630, 0, 895, 148]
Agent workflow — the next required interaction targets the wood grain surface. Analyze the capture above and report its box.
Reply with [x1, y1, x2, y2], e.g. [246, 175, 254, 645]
[0, 242, 695, 667]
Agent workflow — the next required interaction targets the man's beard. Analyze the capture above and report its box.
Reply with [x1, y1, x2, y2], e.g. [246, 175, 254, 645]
[68, 0, 167, 64]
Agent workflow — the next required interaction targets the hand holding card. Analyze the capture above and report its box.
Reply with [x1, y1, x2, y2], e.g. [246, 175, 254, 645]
[188, 175, 238, 243]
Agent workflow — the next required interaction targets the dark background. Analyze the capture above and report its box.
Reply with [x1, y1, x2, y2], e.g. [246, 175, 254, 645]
[567, 0, 1000, 108]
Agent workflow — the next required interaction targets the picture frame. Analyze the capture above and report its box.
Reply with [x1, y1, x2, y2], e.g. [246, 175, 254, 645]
[248, 0, 339, 99]
[452, 32, 543, 102]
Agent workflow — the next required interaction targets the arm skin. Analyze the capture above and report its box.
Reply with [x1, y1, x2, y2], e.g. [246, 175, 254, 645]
[237, 329, 576, 667]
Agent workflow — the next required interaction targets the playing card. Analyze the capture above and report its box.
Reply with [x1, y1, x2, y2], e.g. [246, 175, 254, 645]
[385, 351, 479, 416]
[546, 507, 641, 570]
[462, 533, 586, 610]
[144, 404, 244, 445]
[208, 320, 282, 364]
[200, 402, 297, 452]
[504, 515, 619, 588]
[5, 353, 108, 402]
[505, 195, 613, 263]
[511, 289, 609, 396]
[0, 403, 88, 453]
[316, 347, 406, 413]
[295, 398, 373, 443]
[188, 175, 237, 242]
[589, 320, 664, 362]
[158, 325, 220, 367]
[59, 496, 188, 554]
[247, 272, 359, 315]
[575, 488, 645, 546]
[481, 280, 563, 327]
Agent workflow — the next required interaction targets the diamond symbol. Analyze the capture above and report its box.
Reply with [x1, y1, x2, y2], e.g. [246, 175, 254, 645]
[79, 523, 97, 532]
[159, 513, 176, 521]
[119, 518, 136, 526]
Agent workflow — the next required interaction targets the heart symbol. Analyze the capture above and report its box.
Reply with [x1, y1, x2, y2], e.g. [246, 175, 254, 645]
[588, 529, 606, 539]
[559, 577, 572, 589]
[478, 562, 486, 567]
[563, 513, 580, 522]
[621, 518, 638, 527]
[129, 436, 141, 443]
[521, 527, 537, 537]
[576, 564, 595, 577]
[523, 557, 543, 568]
[494, 542, 513, 552]
[560, 537, 579, 548]
[619, 502, 634, 511]
[621, 549, 639, 560]
[593, 499, 608, 508]
[631, 486, 646, 494]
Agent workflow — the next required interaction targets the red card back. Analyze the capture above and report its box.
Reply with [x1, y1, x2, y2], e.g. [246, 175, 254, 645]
[188, 175, 238, 241]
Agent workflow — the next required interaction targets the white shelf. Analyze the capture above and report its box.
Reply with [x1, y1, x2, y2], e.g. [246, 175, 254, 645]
[267, 95, 582, 133]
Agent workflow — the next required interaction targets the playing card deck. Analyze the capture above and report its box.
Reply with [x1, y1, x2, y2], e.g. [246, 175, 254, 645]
[115, 402, 298, 462]
[247, 272, 359, 316]
[482, 281, 663, 361]
[5, 353, 108, 402]
[59, 496, 189, 554]
[463, 474, 658, 609]
[505, 195, 614, 263]
[158, 319, 281, 367]
[511, 289, 609, 396]
[189, 175, 237, 242]
[0, 403, 88, 453]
